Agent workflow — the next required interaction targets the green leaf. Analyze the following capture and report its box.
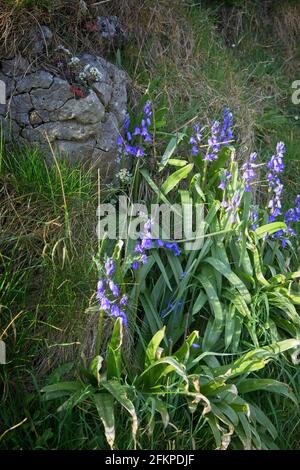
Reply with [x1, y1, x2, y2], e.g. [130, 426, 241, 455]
[167, 158, 188, 167]
[249, 404, 277, 440]
[161, 164, 194, 195]
[93, 393, 115, 449]
[140, 290, 164, 337]
[198, 271, 224, 329]
[237, 379, 298, 405]
[152, 250, 172, 291]
[215, 339, 300, 378]
[145, 327, 166, 369]
[174, 330, 199, 363]
[106, 318, 123, 381]
[159, 131, 186, 171]
[204, 257, 251, 304]
[255, 222, 287, 239]
[151, 397, 170, 429]
[57, 386, 93, 413]
[192, 291, 207, 316]
[41, 381, 83, 394]
[90, 355, 104, 385]
[102, 380, 138, 449]
[251, 245, 270, 287]
[136, 356, 187, 390]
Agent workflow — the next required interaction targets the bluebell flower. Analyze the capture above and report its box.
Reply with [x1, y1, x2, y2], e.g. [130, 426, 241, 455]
[119, 310, 128, 327]
[97, 278, 105, 297]
[109, 280, 119, 298]
[100, 296, 111, 311]
[120, 294, 128, 307]
[218, 169, 231, 190]
[164, 242, 181, 256]
[134, 243, 144, 254]
[189, 124, 203, 156]
[141, 254, 148, 264]
[267, 142, 286, 222]
[242, 152, 257, 191]
[116, 101, 152, 160]
[225, 190, 241, 223]
[141, 238, 152, 250]
[220, 107, 234, 143]
[135, 148, 145, 158]
[105, 258, 115, 277]
[250, 208, 259, 230]
[111, 304, 120, 317]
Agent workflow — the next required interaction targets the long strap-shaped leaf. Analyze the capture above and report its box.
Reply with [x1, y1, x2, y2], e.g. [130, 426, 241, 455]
[93, 393, 115, 449]
[237, 378, 297, 404]
[102, 380, 138, 450]
[106, 318, 123, 381]
[203, 257, 251, 304]
[159, 130, 187, 171]
[198, 272, 224, 329]
[161, 164, 194, 195]
[145, 327, 166, 369]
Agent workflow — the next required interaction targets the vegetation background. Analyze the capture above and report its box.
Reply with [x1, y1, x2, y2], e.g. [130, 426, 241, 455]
[0, 0, 300, 450]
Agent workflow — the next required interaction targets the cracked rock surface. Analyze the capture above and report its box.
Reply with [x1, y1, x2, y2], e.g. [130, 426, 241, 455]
[0, 54, 127, 175]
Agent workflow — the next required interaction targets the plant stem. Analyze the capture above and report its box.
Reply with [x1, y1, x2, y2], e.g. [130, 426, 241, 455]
[95, 309, 105, 356]
[202, 160, 208, 188]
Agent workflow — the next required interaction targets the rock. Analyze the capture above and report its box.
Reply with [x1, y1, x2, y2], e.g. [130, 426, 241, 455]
[31, 77, 74, 112]
[16, 71, 54, 93]
[54, 90, 105, 124]
[29, 110, 43, 127]
[10, 93, 33, 126]
[1, 56, 31, 77]
[97, 16, 128, 44]
[91, 81, 112, 107]
[0, 54, 128, 174]
[29, 26, 53, 55]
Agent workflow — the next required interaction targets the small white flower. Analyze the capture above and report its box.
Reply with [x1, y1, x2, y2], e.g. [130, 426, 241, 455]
[117, 168, 133, 184]
[89, 66, 103, 82]
[79, 71, 87, 81]
[68, 56, 80, 66]
[83, 64, 103, 82]
[57, 45, 72, 55]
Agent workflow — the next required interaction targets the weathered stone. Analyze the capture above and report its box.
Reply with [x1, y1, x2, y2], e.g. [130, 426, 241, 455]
[29, 26, 53, 55]
[29, 110, 43, 127]
[0, 53, 128, 172]
[10, 93, 33, 126]
[22, 121, 99, 143]
[31, 78, 74, 112]
[91, 81, 112, 106]
[96, 112, 120, 152]
[16, 71, 54, 93]
[53, 90, 105, 124]
[1, 56, 31, 77]
[54, 140, 96, 165]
